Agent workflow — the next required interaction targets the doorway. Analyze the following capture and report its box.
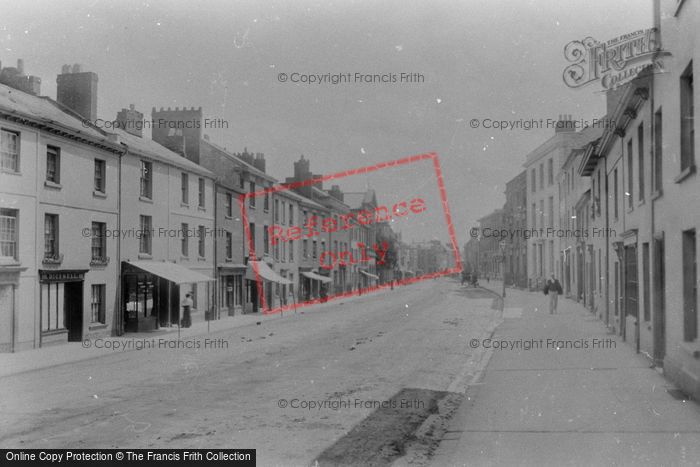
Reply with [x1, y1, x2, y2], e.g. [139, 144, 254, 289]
[577, 246, 584, 302]
[624, 244, 639, 345]
[614, 261, 620, 333]
[245, 280, 258, 313]
[653, 236, 666, 365]
[64, 281, 83, 342]
[588, 245, 595, 310]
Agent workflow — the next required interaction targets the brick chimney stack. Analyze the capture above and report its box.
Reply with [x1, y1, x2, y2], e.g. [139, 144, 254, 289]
[253, 153, 266, 173]
[555, 114, 576, 133]
[329, 184, 344, 202]
[236, 147, 255, 166]
[116, 104, 144, 138]
[56, 64, 98, 121]
[0, 58, 42, 95]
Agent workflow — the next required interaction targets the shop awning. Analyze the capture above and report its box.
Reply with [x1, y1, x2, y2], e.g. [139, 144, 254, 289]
[360, 270, 379, 280]
[246, 261, 293, 285]
[302, 271, 333, 283]
[126, 260, 215, 285]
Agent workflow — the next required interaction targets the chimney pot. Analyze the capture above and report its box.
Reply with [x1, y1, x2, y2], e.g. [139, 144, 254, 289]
[16, 59, 23, 74]
[72, 63, 81, 73]
[130, 104, 135, 110]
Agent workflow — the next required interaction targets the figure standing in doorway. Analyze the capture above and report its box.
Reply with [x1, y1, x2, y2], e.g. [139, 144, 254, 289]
[181, 293, 193, 327]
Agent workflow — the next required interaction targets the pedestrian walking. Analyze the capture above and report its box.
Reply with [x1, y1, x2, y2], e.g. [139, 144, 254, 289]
[544, 274, 563, 314]
[181, 293, 193, 328]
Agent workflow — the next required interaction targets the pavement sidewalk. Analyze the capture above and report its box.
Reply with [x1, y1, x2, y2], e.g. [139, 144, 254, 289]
[0, 285, 395, 378]
[432, 283, 700, 466]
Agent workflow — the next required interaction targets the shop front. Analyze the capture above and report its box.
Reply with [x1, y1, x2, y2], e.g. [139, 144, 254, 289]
[218, 264, 245, 316]
[39, 269, 88, 345]
[359, 269, 379, 290]
[301, 269, 332, 301]
[245, 259, 292, 312]
[121, 261, 214, 333]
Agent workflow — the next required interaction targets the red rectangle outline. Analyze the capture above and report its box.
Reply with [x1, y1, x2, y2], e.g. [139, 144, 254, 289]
[239, 152, 463, 314]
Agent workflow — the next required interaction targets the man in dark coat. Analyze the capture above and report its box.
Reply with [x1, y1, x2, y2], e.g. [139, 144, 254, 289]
[544, 274, 563, 314]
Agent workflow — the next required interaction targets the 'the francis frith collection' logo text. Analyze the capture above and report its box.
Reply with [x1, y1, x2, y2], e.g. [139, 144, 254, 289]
[563, 28, 666, 90]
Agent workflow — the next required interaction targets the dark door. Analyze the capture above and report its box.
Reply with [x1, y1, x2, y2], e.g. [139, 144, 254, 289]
[624, 245, 638, 344]
[244, 280, 258, 313]
[577, 248, 584, 301]
[564, 250, 571, 295]
[64, 281, 83, 342]
[614, 261, 619, 330]
[124, 275, 137, 333]
[158, 277, 169, 327]
[225, 276, 234, 310]
[170, 283, 180, 325]
[265, 281, 273, 311]
[588, 246, 595, 310]
[653, 237, 666, 364]
[682, 230, 697, 342]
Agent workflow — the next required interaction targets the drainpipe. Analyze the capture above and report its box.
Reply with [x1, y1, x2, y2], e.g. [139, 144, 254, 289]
[648, 74, 656, 359]
[620, 136, 627, 341]
[650, 0, 661, 365]
[116, 144, 127, 336]
[214, 180, 219, 316]
[11, 284, 15, 352]
[604, 155, 610, 328]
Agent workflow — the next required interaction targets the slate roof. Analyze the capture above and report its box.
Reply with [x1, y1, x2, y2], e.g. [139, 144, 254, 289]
[0, 83, 214, 177]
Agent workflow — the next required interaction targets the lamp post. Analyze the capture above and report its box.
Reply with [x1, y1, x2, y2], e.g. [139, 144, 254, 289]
[499, 239, 507, 298]
[476, 229, 481, 282]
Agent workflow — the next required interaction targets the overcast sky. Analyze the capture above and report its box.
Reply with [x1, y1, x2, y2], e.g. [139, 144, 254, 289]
[1, 0, 653, 247]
